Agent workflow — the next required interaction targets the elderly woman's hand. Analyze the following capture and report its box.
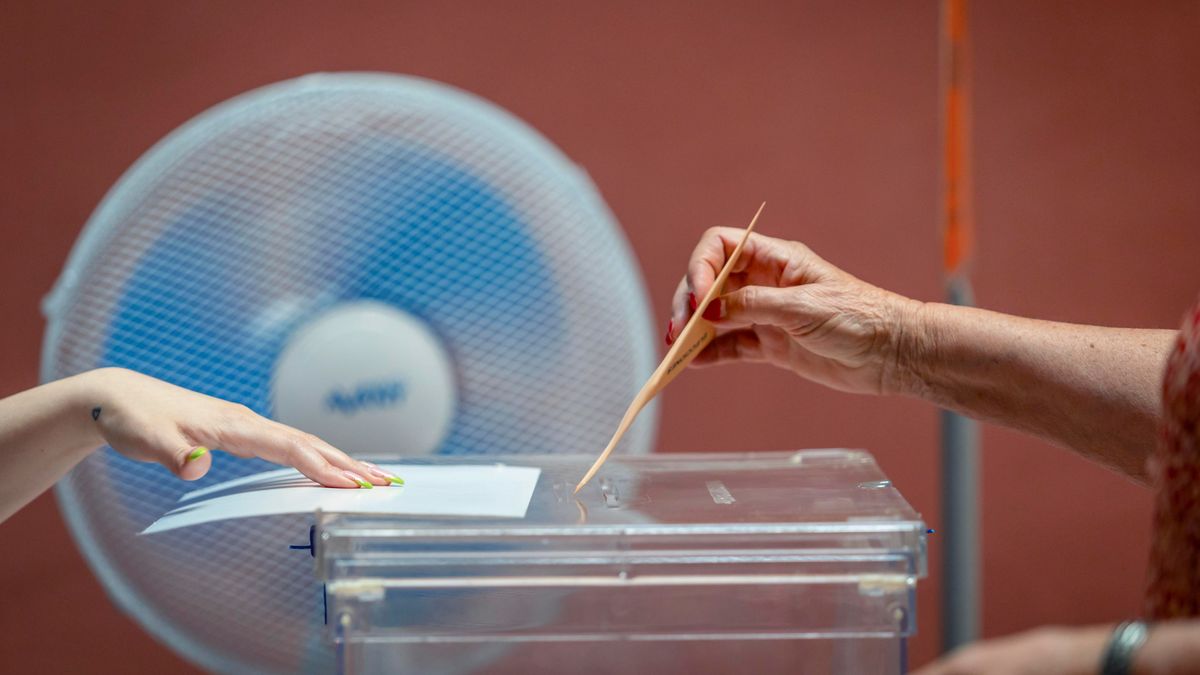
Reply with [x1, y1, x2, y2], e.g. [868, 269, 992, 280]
[664, 227, 1175, 480]
[911, 626, 1110, 675]
[666, 228, 925, 395]
[85, 367, 393, 487]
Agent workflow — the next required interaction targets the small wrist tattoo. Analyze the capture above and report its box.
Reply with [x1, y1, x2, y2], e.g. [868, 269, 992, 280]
[91, 406, 102, 421]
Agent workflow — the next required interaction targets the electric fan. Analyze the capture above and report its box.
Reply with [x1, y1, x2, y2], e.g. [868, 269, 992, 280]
[42, 73, 657, 673]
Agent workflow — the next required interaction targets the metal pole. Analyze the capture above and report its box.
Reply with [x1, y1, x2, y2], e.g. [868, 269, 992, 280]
[940, 284, 980, 651]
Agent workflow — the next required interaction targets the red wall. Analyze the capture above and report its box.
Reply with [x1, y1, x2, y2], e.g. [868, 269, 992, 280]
[2, 1, 1198, 671]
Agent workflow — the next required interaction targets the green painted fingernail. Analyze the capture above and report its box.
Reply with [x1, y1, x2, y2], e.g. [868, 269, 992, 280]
[387, 476, 405, 486]
[357, 480, 373, 489]
[186, 447, 209, 461]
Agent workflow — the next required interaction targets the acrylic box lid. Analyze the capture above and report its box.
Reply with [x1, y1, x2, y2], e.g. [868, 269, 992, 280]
[316, 450, 927, 583]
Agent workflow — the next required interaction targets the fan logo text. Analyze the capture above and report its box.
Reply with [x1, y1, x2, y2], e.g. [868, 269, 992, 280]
[325, 380, 407, 415]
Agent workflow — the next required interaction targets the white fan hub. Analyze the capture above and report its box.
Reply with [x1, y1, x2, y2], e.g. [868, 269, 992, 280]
[271, 300, 457, 458]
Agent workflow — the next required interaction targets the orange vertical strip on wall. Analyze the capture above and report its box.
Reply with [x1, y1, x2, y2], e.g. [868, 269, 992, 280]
[942, 0, 973, 280]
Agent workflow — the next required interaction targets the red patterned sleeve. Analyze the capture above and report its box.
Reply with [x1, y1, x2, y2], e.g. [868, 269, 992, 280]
[1145, 297, 1200, 619]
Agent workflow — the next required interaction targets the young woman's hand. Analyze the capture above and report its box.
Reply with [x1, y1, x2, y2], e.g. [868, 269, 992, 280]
[85, 368, 396, 488]
[2, 367, 402, 522]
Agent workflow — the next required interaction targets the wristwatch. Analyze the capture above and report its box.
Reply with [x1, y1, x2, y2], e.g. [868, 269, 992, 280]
[1100, 620, 1150, 675]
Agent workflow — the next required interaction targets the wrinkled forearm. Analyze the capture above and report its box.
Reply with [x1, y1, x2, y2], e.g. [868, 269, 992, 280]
[1136, 620, 1200, 674]
[897, 302, 1174, 482]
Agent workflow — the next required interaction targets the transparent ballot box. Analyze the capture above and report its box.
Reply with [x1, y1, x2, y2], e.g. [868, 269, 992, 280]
[315, 451, 927, 675]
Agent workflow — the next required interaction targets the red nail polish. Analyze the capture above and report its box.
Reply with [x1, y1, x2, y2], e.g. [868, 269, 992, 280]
[702, 299, 722, 321]
[688, 292, 698, 312]
[664, 319, 675, 346]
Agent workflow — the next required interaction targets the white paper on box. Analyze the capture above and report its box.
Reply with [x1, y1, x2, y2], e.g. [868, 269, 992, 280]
[141, 464, 542, 535]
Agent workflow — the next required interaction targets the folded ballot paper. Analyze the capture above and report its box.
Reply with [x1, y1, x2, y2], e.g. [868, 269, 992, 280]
[141, 463, 542, 534]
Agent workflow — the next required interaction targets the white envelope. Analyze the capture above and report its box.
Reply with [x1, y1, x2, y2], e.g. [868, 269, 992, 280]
[141, 463, 542, 534]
